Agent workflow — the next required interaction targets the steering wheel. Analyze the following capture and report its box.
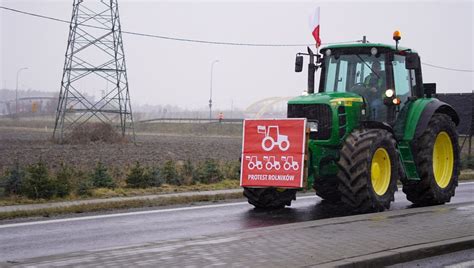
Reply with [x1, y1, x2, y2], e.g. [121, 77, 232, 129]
[349, 83, 367, 94]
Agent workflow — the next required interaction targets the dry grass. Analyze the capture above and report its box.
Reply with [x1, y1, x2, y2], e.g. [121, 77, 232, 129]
[0, 191, 244, 220]
[64, 123, 127, 144]
[459, 170, 474, 181]
[0, 180, 240, 206]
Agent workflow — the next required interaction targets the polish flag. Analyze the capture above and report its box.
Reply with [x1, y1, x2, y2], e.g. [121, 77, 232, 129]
[309, 7, 321, 47]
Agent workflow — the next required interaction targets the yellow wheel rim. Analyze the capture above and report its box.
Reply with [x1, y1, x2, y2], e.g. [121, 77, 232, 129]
[433, 131, 454, 188]
[371, 148, 391, 196]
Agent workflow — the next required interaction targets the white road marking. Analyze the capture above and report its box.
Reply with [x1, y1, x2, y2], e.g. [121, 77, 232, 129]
[0, 182, 471, 229]
[0, 196, 316, 229]
[445, 260, 474, 268]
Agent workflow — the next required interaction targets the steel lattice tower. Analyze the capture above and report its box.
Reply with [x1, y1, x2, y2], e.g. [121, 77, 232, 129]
[53, 0, 134, 141]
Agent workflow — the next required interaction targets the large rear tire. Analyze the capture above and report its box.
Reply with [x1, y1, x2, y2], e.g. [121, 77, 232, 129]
[337, 129, 398, 213]
[243, 187, 297, 209]
[402, 114, 459, 205]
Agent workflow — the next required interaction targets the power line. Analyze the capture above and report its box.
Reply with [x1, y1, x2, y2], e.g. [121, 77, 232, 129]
[1, 5, 474, 73]
[0, 5, 353, 47]
[422, 62, 474, 73]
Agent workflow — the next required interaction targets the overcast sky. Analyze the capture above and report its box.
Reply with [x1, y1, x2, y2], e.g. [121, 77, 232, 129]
[1, 0, 473, 110]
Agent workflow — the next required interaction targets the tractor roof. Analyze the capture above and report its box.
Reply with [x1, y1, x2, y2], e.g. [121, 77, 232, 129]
[321, 43, 416, 53]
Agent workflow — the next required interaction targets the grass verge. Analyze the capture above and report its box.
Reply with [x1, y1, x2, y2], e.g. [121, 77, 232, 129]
[459, 170, 474, 181]
[0, 191, 244, 221]
[1, 172, 472, 221]
[0, 180, 241, 206]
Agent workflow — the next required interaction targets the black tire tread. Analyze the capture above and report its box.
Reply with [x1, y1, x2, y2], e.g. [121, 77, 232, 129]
[243, 187, 297, 209]
[337, 129, 398, 213]
[402, 113, 460, 205]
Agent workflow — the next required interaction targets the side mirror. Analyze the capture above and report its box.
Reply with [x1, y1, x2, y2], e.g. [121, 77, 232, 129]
[295, 55, 303, 72]
[405, 53, 420, 69]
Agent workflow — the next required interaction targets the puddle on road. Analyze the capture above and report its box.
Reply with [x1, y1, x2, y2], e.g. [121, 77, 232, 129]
[456, 204, 474, 211]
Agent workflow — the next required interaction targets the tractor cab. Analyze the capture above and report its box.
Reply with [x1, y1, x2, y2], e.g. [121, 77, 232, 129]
[294, 37, 426, 126]
[319, 43, 413, 122]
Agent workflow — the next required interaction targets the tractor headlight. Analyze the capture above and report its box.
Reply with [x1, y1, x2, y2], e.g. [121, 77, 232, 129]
[308, 121, 318, 132]
[385, 89, 395, 98]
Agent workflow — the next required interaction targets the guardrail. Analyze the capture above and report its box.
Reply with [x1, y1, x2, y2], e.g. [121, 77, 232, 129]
[137, 118, 245, 124]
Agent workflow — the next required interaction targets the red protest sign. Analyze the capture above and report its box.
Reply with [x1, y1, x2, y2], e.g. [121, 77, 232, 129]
[240, 118, 307, 188]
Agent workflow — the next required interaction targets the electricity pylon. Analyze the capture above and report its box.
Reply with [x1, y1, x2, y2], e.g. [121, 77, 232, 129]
[53, 0, 135, 142]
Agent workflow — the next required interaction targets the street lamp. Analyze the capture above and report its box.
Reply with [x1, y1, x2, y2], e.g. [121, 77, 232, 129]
[16, 67, 28, 116]
[209, 60, 219, 120]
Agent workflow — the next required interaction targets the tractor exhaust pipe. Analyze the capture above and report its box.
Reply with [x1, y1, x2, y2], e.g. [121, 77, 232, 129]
[307, 47, 316, 94]
[295, 47, 319, 94]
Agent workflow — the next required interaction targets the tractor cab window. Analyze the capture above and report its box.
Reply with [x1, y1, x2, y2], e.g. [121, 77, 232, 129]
[324, 53, 388, 121]
[392, 55, 412, 105]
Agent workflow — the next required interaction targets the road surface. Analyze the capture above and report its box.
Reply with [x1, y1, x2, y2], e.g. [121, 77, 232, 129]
[0, 182, 473, 262]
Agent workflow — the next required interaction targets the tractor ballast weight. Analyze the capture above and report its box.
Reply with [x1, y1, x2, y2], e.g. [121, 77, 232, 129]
[243, 32, 460, 213]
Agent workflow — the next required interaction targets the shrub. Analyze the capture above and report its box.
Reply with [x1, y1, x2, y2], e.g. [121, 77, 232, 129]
[126, 162, 147, 188]
[2, 162, 26, 196]
[461, 156, 474, 170]
[127, 162, 164, 188]
[54, 163, 73, 198]
[179, 159, 195, 185]
[64, 123, 125, 144]
[220, 161, 240, 180]
[194, 159, 223, 184]
[23, 161, 56, 199]
[148, 167, 165, 187]
[161, 160, 182, 186]
[77, 179, 94, 197]
[91, 162, 116, 189]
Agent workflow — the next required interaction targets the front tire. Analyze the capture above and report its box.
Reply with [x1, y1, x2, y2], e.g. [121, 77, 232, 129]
[243, 187, 297, 209]
[402, 114, 459, 206]
[337, 129, 398, 213]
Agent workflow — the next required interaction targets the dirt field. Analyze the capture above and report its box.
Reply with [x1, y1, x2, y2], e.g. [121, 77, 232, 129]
[0, 118, 471, 175]
[0, 126, 243, 174]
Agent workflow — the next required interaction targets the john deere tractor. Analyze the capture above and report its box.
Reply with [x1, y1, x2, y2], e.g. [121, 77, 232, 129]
[244, 32, 460, 212]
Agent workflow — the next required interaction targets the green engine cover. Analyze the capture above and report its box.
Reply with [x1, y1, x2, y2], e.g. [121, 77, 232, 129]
[287, 92, 366, 188]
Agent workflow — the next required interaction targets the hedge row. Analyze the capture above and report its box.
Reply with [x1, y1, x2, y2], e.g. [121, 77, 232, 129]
[0, 159, 240, 200]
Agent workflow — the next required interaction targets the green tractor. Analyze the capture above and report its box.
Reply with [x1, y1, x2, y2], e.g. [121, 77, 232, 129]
[244, 33, 460, 213]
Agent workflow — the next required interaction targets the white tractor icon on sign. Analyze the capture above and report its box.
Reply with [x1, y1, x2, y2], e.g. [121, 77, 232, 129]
[257, 125, 290, 152]
[263, 156, 281, 170]
[282, 156, 299, 171]
[246, 156, 263, 170]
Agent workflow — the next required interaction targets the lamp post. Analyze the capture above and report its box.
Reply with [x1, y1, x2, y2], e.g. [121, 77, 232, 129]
[16, 67, 28, 116]
[209, 60, 219, 120]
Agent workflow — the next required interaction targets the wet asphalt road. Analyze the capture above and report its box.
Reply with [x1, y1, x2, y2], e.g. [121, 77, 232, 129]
[0, 182, 473, 262]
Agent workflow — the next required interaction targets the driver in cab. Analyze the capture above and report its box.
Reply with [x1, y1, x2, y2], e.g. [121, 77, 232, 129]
[362, 60, 386, 119]
[363, 60, 386, 100]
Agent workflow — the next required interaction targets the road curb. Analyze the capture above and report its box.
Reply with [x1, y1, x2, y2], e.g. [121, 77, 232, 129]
[0, 189, 244, 213]
[321, 236, 474, 267]
[0, 189, 245, 220]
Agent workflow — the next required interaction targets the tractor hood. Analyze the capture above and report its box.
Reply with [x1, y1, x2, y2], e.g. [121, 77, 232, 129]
[287, 91, 365, 143]
[287, 92, 364, 106]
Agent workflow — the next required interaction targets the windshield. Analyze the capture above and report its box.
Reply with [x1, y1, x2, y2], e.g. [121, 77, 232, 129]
[324, 54, 387, 94]
[323, 53, 388, 121]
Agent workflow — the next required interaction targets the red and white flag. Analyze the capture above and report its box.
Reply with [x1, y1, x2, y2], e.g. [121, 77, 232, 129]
[309, 7, 321, 47]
